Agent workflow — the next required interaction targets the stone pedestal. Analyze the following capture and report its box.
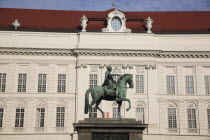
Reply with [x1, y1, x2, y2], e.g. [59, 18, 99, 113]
[73, 118, 148, 140]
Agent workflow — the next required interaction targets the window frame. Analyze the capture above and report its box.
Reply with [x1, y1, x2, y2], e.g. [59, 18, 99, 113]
[56, 106, 65, 127]
[185, 75, 195, 95]
[15, 108, 25, 128]
[168, 108, 177, 128]
[38, 74, 47, 92]
[0, 108, 4, 128]
[0, 73, 6, 92]
[166, 75, 175, 94]
[17, 73, 27, 92]
[136, 74, 144, 94]
[57, 74, 66, 93]
[36, 108, 45, 128]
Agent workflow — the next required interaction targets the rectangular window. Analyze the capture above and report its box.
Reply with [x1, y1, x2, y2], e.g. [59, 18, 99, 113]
[168, 108, 177, 128]
[89, 74, 97, 88]
[58, 74, 66, 93]
[38, 74, 47, 92]
[205, 76, 210, 95]
[112, 107, 118, 118]
[15, 108, 24, 127]
[56, 107, 65, 127]
[36, 108, 45, 127]
[167, 76, 175, 94]
[18, 74, 27, 92]
[136, 108, 145, 123]
[185, 76, 194, 94]
[208, 109, 210, 129]
[136, 75, 144, 93]
[0, 73, 6, 92]
[113, 75, 121, 83]
[0, 108, 3, 127]
[90, 106, 97, 118]
[187, 108, 197, 128]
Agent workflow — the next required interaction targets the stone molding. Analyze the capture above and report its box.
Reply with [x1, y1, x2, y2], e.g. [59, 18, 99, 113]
[1, 47, 210, 58]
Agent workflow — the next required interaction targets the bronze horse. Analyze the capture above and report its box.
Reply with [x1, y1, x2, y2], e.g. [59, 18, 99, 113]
[84, 74, 134, 118]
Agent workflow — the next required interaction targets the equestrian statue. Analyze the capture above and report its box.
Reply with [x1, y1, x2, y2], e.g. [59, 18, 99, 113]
[84, 65, 134, 118]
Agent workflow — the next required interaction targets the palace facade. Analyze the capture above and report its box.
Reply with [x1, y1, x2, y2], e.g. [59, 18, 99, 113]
[0, 8, 210, 140]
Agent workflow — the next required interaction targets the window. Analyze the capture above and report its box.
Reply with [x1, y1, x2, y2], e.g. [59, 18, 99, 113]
[0, 108, 3, 127]
[207, 109, 210, 129]
[36, 108, 45, 127]
[111, 17, 122, 31]
[18, 74, 27, 92]
[113, 75, 121, 83]
[168, 108, 177, 128]
[89, 74, 97, 88]
[185, 76, 194, 94]
[58, 74, 66, 93]
[167, 76, 175, 94]
[38, 74, 47, 92]
[136, 75, 144, 93]
[205, 76, 210, 94]
[56, 107, 65, 127]
[112, 107, 118, 118]
[187, 108, 197, 129]
[0, 73, 6, 92]
[136, 108, 145, 123]
[90, 106, 97, 118]
[15, 108, 24, 127]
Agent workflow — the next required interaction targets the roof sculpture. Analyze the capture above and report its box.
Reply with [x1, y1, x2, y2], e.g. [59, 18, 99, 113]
[0, 8, 210, 33]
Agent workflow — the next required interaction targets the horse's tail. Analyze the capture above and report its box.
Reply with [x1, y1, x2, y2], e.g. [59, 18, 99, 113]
[84, 88, 92, 114]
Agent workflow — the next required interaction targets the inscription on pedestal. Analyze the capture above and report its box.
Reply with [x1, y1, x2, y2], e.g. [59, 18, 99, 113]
[92, 133, 129, 140]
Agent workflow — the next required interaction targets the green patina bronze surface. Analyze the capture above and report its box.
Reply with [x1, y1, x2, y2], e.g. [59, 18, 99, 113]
[84, 66, 134, 118]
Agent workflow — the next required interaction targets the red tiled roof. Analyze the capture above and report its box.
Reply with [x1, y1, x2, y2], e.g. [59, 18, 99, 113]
[0, 8, 210, 32]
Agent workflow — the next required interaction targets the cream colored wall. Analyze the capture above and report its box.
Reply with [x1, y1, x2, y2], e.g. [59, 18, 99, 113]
[0, 31, 210, 140]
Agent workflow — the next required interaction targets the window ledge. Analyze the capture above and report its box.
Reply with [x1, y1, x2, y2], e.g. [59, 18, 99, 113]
[187, 128, 198, 133]
[55, 127, 66, 132]
[13, 127, 25, 132]
[34, 127, 46, 132]
[168, 128, 179, 133]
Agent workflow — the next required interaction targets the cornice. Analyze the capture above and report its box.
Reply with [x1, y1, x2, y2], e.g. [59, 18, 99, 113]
[0, 47, 73, 56]
[0, 47, 210, 58]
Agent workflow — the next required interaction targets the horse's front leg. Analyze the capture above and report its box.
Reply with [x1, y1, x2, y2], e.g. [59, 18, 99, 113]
[122, 98, 131, 112]
[96, 99, 105, 118]
[117, 101, 122, 118]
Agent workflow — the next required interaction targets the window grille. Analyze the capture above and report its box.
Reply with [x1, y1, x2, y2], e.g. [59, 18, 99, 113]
[0, 73, 6, 92]
[207, 109, 210, 129]
[58, 74, 66, 93]
[56, 107, 65, 127]
[185, 76, 194, 94]
[136, 75, 144, 93]
[168, 108, 177, 128]
[15, 108, 24, 127]
[18, 74, 27, 92]
[112, 107, 118, 118]
[36, 108, 45, 127]
[90, 106, 97, 118]
[89, 74, 97, 88]
[136, 108, 145, 123]
[0, 108, 3, 127]
[167, 76, 175, 94]
[111, 17, 122, 31]
[205, 76, 210, 94]
[38, 74, 47, 92]
[187, 108, 197, 128]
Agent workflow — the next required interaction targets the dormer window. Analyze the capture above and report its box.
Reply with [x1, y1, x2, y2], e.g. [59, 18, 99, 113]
[102, 9, 131, 33]
[111, 17, 122, 31]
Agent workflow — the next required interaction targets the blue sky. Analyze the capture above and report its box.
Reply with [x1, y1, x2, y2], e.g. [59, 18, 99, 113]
[0, 0, 210, 11]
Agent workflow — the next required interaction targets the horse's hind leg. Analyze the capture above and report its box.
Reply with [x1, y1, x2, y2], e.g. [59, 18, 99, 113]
[117, 101, 122, 118]
[89, 100, 96, 118]
[96, 99, 105, 118]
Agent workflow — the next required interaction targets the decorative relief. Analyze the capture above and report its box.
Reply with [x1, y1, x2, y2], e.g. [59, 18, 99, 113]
[112, 66, 121, 73]
[90, 65, 99, 73]
[136, 66, 144, 73]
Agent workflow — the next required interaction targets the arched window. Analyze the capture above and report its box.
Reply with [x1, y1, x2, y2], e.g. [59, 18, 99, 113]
[111, 17, 122, 31]
[207, 104, 210, 129]
[168, 103, 177, 129]
[136, 102, 145, 123]
[187, 103, 197, 132]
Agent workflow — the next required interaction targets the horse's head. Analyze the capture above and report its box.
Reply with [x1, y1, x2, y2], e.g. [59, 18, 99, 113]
[126, 74, 134, 89]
